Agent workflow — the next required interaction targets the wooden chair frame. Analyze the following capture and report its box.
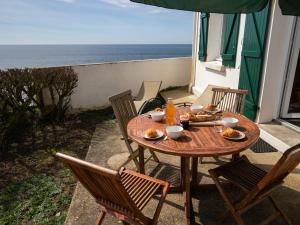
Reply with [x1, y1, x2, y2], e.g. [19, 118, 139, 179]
[211, 87, 248, 114]
[209, 143, 300, 225]
[56, 153, 169, 225]
[109, 90, 159, 171]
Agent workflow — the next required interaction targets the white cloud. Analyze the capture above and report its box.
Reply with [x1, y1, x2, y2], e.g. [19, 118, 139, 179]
[100, 0, 136, 8]
[149, 8, 170, 14]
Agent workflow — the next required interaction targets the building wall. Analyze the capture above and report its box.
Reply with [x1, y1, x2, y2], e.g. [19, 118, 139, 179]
[71, 57, 192, 110]
[257, 3, 295, 122]
[192, 1, 296, 123]
[193, 14, 246, 96]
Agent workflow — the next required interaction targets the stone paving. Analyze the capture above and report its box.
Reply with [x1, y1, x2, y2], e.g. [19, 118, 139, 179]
[64, 120, 300, 225]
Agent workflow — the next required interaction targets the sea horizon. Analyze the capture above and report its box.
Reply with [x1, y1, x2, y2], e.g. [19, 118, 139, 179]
[0, 44, 192, 70]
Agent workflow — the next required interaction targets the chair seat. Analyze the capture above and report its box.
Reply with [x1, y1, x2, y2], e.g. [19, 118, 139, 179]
[212, 156, 267, 190]
[121, 169, 166, 210]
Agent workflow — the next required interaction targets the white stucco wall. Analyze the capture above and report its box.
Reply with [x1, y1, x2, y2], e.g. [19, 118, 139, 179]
[192, 1, 296, 123]
[193, 14, 246, 96]
[257, 2, 295, 123]
[70, 57, 191, 110]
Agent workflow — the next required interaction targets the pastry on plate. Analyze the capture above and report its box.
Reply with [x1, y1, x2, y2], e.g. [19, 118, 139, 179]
[154, 107, 163, 112]
[145, 128, 158, 138]
[222, 127, 240, 138]
[205, 104, 217, 111]
[196, 111, 206, 115]
[189, 113, 217, 122]
[180, 114, 190, 121]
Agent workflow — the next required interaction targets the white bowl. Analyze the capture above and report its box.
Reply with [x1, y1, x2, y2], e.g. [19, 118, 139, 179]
[190, 104, 204, 114]
[222, 117, 239, 128]
[166, 125, 183, 139]
[150, 111, 165, 122]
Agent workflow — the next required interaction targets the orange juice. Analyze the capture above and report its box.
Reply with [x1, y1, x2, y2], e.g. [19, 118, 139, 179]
[166, 98, 175, 125]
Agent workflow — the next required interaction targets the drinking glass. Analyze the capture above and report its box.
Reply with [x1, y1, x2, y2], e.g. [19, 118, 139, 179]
[214, 121, 224, 133]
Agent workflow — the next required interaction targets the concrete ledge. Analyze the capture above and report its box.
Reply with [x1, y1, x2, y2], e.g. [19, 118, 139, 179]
[259, 121, 300, 152]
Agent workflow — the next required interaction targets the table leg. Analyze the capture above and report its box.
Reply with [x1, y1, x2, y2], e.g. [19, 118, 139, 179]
[191, 157, 198, 188]
[181, 156, 192, 225]
[232, 153, 240, 161]
[138, 145, 145, 174]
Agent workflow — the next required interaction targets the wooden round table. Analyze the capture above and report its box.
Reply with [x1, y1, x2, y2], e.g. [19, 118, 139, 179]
[127, 107, 260, 225]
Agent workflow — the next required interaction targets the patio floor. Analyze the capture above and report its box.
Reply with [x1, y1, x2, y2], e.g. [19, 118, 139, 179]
[64, 120, 300, 225]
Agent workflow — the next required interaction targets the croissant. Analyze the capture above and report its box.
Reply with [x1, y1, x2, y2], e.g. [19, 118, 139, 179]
[145, 128, 158, 138]
[223, 128, 240, 138]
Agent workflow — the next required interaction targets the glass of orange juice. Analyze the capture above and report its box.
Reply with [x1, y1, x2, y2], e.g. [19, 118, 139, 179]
[166, 98, 175, 125]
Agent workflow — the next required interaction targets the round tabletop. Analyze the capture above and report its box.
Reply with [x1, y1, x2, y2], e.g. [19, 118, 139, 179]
[127, 107, 260, 157]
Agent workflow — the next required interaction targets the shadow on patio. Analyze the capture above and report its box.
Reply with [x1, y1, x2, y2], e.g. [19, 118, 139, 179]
[64, 120, 300, 225]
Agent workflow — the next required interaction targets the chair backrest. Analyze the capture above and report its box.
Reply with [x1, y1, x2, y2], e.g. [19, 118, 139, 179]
[136, 81, 162, 101]
[194, 85, 227, 106]
[109, 90, 137, 139]
[241, 144, 300, 207]
[211, 87, 248, 114]
[56, 153, 141, 216]
[259, 143, 300, 190]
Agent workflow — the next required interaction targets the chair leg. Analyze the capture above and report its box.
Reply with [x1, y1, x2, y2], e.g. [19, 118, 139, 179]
[149, 149, 159, 162]
[231, 212, 246, 225]
[199, 157, 203, 164]
[231, 153, 240, 161]
[209, 170, 246, 225]
[269, 196, 292, 225]
[95, 210, 106, 225]
[124, 141, 140, 170]
[219, 209, 231, 222]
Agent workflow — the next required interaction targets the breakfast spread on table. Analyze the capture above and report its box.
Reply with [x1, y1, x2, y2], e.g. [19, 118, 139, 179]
[181, 103, 222, 123]
[182, 112, 219, 122]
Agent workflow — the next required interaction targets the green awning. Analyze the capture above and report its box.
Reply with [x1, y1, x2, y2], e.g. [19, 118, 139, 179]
[131, 0, 300, 16]
[130, 0, 269, 14]
[279, 0, 300, 16]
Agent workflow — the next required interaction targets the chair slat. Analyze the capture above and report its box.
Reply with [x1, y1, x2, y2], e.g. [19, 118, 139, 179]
[211, 88, 248, 114]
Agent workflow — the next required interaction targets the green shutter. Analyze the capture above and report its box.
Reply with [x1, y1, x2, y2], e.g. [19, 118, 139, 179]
[222, 14, 240, 68]
[199, 13, 209, 61]
[238, 2, 271, 121]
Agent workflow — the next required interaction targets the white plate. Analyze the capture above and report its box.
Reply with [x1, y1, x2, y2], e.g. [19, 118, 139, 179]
[222, 130, 246, 140]
[143, 130, 164, 140]
[205, 108, 222, 113]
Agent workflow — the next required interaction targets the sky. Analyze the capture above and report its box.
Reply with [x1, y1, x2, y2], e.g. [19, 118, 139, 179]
[0, 0, 194, 45]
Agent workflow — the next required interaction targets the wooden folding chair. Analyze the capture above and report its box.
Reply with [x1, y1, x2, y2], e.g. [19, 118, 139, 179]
[209, 143, 300, 225]
[109, 90, 159, 171]
[56, 153, 169, 225]
[211, 87, 248, 114]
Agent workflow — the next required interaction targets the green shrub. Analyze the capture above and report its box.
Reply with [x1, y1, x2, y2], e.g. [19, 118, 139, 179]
[0, 67, 78, 155]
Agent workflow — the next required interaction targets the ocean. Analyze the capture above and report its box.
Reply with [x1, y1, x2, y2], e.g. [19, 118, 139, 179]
[0, 44, 192, 69]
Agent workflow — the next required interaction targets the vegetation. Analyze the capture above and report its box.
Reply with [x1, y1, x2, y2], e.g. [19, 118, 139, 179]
[0, 67, 78, 155]
[0, 107, 114, 225]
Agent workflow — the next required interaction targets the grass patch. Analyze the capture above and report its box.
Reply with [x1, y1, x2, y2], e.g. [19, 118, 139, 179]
[0, 107, 114, 225]
[0, 175, 69, 225]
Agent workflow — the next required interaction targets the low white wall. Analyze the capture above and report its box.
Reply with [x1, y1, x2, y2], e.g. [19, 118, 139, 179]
[70, 57, 191, 110]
